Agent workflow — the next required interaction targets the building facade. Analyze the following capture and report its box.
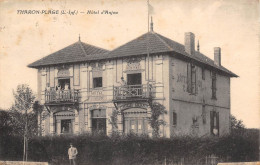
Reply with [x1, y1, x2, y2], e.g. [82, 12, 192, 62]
[28, 24, 237, 138]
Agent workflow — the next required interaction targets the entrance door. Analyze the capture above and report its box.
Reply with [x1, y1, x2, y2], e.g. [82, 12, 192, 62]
[61, 119, 72, 134]
[92, 118, 106, 134]
[91, 109, 106, 134]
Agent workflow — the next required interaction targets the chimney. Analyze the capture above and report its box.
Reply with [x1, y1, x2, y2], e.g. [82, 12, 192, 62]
[214, 47, 221, 66]
[185, 32, 195, 55]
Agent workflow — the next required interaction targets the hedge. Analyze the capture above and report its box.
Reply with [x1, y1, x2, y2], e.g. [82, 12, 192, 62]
[0, 131, 258, 165]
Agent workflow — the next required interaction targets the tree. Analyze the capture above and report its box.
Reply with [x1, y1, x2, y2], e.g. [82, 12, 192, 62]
[109, 109, 118, 132]
[0, 109, 13, 136]
[9, 84, 38, 137]
[230, 114, 245, 134]
[149, 102, 167, 138]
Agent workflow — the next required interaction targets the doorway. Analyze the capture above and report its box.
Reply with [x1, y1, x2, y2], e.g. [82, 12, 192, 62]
[91, 109, 106, 134]
[58, 79, 70, 90]
[61, 119, 72, 134]
[127, 73, 141, 85]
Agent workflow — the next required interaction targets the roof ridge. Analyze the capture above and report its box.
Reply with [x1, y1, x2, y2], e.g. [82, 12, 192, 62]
[27, 42, 80, 67]
[78, 41, 88, 56]
[81, 42, 109, 52]
[153, 32, 173, 51]
[108, 32, 149, 53]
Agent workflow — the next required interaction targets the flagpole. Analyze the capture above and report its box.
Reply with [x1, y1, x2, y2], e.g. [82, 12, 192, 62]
[147, 0, 150, 83]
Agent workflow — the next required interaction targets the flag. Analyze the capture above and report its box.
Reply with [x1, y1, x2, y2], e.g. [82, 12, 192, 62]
[148, 1, 154, 15]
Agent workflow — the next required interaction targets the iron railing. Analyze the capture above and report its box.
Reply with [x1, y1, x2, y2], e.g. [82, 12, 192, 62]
[45, 89, 79, 103]
[113, 84, 153, 100]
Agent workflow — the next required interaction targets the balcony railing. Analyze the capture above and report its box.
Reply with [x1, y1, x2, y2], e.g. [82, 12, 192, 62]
[113, 84, 153, 101]
[45, 89, 79, 104]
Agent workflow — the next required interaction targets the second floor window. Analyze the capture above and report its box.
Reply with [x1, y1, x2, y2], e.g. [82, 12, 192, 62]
[202, 67, 205, 80]
[93, 77, 102, 88]
[187, 63, 197, 94]
[212, 72, 217, 99]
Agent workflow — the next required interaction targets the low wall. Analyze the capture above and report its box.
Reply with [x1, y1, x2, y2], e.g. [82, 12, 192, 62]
[218, 162, 260, 165]
[0, 161, 48, 165]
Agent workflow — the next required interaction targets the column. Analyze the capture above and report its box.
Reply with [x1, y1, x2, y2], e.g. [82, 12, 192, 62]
[56, 119, 61, 135]
[84, 105, 89, 132]
[106, 107, 113, 135]
[88, 108, 92, 132]
[74, 109, 79, 134]
[49, 111, 55, 135]
[147, 106, 153, 137]
[117, 111, 123, 134]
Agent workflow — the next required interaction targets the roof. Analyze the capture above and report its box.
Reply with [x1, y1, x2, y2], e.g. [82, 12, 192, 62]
[28, 41, 109, 68]
[104, 32, 237, 77]
[28, 32, 237, 77]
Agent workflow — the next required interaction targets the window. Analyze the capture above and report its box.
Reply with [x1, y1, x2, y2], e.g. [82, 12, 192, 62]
[192, 116, 198, 124]
[212, 72, 217, 99]
[187, 63, 197, 94]
[93, 77, 102, 88]
[202, 105, 206, 124]
[202, 67, 205, 80]
[173, 112, 177, 126]
[210, 111, 219, 136]
[92, 109, 106, 134]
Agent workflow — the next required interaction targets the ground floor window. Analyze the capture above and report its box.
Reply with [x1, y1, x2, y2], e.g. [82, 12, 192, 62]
[124, 117, 148, 134]
[123, 108, 148, 135]
[210, 111, 219, 136]
[91, 109, 106, 134]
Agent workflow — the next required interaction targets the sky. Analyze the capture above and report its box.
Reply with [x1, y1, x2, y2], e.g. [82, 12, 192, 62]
[0, 0, 259, 128]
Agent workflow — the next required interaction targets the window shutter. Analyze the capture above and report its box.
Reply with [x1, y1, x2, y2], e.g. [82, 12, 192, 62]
[46, 67, 50, 87]
[173, 112, 177, 126]
[187, 63, 191, 93]
[216, 112, 219, 136]
[202, 67, 205, 80]
[195, 67, 198, 94]
[73, 64, 80, 86]
[210, 111, 214, 135]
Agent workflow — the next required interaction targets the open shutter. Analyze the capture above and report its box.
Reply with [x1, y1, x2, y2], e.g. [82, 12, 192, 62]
[195, 67, 198, 94]
[210, 111, 214, 135]
[46, 67, 50, 87]
[187, 63, 191, 93]
[73, 64, 80, 86]
[216, 112, 219, 136]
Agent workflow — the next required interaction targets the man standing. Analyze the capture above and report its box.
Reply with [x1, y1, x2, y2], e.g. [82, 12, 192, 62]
[68, 143, 78, 165]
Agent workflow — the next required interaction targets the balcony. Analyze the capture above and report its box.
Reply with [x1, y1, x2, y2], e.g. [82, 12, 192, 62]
[113, 84, 153, 102]
[45, 89, 79, 104]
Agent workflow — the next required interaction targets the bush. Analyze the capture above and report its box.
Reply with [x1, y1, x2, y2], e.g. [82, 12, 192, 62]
[0, 130, 258, 165]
